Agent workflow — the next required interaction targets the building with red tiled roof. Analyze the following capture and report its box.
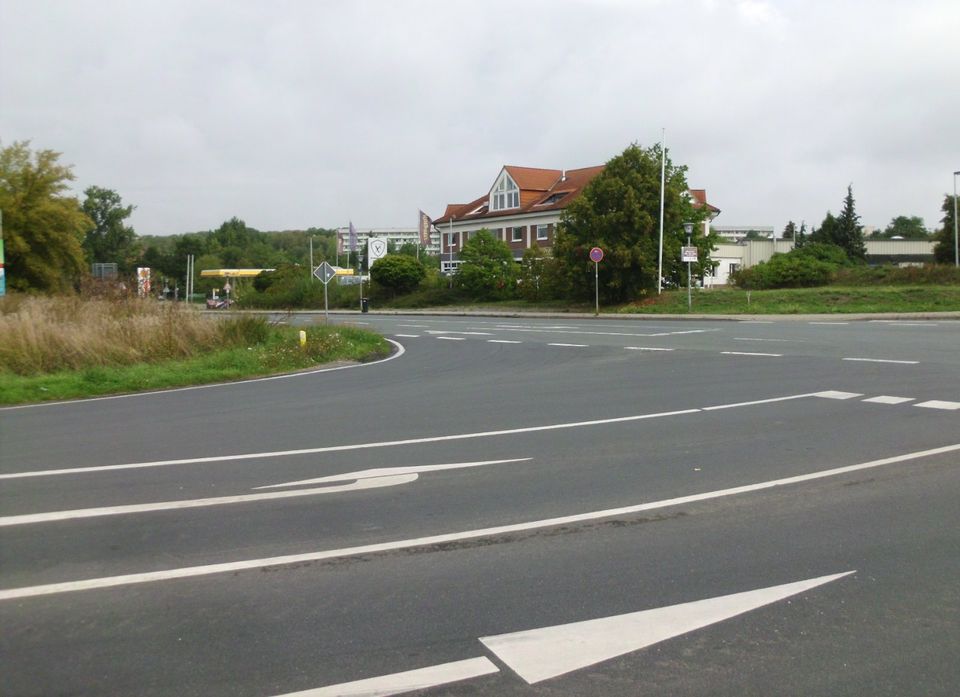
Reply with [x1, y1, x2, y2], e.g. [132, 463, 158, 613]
[433, 163, 718, 272]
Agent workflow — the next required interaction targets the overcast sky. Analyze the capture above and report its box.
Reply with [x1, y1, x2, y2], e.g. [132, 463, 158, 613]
[2, 0, 957, 237]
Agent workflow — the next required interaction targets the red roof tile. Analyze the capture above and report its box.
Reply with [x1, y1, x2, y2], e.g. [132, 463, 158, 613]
[434, 165, 717, 224]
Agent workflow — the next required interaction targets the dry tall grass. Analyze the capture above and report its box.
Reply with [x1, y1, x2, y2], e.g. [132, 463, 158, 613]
[0, 296, 233, 375]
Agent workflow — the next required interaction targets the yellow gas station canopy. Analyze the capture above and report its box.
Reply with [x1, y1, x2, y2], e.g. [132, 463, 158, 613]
[199, 269, 275, 278]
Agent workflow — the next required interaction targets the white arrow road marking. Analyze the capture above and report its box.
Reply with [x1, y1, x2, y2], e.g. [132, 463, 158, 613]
[254, 458, 532, 490]
[274, 657, 499, 697]
[3, 443, 956, 600]
[480, 571, 855, 684]
[0, 474, 419, 527]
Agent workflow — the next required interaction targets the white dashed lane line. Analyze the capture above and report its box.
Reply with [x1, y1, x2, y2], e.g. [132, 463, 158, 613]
[720, 351, 783, 357]
[436, 336, 465, 341]
[862, 396, 914, 405]
[915, 400, 960, 411]
[488, 340, 523, 344]
[624, 347, 674, 352]
[548, 343, 588, 348]
[842, 357, 919, 365]
[393, 334, 419, 338]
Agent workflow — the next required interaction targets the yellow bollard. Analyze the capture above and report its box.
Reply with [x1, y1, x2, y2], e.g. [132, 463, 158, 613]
[299, 330, 307, 348]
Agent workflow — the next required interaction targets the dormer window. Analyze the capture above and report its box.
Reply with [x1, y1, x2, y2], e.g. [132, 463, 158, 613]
[536, 191, 570, 206]
[491, 172, 520, 211]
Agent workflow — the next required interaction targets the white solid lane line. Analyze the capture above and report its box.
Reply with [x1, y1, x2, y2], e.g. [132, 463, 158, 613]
[0, 392, 828, 481]
[274, 657, 499, 697]
[480, 571, 855, 684]
[842, 357, 919, 365]
[2, 442, 955, 600]
[0, 474, 419, 527]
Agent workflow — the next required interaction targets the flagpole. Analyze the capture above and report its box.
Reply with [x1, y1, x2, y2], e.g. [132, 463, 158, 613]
[657, 128, 666, 295]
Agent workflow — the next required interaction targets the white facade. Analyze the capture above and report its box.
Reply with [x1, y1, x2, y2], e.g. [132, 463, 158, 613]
[706, 239, 936, 285]
[337, 227, 440, 257]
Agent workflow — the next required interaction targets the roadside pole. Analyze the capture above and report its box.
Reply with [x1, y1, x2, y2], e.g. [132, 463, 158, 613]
[314, 262, 337, 323]
[589, 247, 604, 316]
[682, 222, 695, 311]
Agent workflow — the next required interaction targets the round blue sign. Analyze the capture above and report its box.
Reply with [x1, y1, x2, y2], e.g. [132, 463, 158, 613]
[589, 247, 604, 263]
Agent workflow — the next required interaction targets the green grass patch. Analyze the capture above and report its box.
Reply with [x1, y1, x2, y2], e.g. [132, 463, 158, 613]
[0, 324, 390, 406]
[618, 286, 960, 314]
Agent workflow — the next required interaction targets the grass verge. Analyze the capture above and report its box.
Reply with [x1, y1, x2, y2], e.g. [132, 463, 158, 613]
[618, 286, 960, 314]
[0, 303, 390, 406]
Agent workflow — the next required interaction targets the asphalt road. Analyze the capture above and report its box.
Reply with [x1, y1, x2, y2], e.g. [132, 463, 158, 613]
[2, 314, 959, 696]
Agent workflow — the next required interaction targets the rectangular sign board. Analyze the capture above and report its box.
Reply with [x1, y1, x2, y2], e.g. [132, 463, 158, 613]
[681, 246, 698, 263]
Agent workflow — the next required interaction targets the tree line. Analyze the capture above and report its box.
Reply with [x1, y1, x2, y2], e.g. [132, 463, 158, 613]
[2, 139, 957, 300]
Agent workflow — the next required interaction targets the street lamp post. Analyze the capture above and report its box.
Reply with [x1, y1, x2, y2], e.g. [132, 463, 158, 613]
[953, 171, 959, 268]
[683, 221, 694, 311]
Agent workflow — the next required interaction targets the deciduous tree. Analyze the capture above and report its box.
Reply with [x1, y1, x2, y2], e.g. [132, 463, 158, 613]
[0, 141, 91, 292]
[877, 215, 929, 240]
[456, 229, 516, 300]
[82, 186, 138, 273]
[553, 143, 710, 303]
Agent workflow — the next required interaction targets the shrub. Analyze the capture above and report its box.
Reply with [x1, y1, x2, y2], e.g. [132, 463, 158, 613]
[370, 255, 426, 296]
[834, 264, 960, 286]
[732, 243, 848, 289]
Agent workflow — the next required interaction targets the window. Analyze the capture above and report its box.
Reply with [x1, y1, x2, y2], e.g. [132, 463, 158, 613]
[536, 224, 548, 240]
[511, 227, 524, 242]
[536, 191, 569, 206]
[491, 173, 520, 211]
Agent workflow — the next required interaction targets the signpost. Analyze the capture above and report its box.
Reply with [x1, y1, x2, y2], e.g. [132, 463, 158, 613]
[313, 261, 337, 321]
[589, 247, 603, 316]
[682, 222, 695, 310]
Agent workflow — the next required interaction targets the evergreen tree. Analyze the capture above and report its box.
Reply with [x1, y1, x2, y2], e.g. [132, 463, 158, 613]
[836, 185, 866, 259]
[794, 222, 808, 249]
[932, 194, 958, 264]
[782, 220, 797, 240]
